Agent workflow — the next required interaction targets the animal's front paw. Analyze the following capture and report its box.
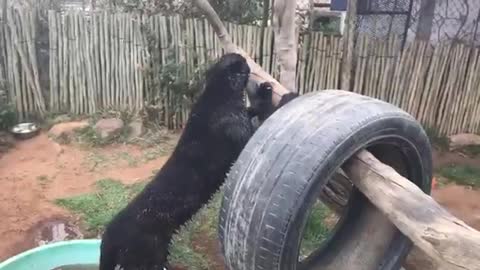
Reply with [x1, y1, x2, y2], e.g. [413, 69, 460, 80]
[257, 82, 273, 99]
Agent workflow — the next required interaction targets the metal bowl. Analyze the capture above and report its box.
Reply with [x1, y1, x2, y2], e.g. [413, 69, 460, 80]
[10, 122, 41, 140]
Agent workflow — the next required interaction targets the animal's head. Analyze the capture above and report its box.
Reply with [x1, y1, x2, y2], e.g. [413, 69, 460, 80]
[206, 53, 251, 92]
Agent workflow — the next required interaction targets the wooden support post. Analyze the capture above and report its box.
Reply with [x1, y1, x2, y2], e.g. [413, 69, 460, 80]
[341, 0, 357, 91]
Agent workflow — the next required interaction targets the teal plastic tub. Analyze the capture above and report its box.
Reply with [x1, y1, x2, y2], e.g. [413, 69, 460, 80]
[0, 240, 100, 270]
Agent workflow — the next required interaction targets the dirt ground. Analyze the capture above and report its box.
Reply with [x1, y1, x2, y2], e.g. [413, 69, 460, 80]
[0, 133, 169, 261]
[0, 134, 479, 265]
[431, 148, 480, 230]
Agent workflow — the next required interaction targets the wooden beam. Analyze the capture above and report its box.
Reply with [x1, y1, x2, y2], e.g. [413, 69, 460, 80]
[341, 0, 356, 90]
[344, 150, 480, 270]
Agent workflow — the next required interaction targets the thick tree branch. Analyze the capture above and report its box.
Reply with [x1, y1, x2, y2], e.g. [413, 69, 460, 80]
[272, 0, 297, 92]
[193, 0, 289, 104]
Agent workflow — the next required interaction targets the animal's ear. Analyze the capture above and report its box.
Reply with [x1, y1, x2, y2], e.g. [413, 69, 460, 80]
[217, 53, 248, 72]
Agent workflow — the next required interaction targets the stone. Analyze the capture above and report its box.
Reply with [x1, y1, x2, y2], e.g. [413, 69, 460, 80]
[449, 133, 480, 150]
[128, 120, 144, 139]
[48, 120, 89, 138]
[94, 118, 124, 139]
[31, 217, 83, 247]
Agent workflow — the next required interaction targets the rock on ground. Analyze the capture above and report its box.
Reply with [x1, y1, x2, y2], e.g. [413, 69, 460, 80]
[449, 133, 480, 150]
[30, 217, 83, 246]
[128, 119, 144, 139]
[94, 118, 124, 139]
[48, 120, 89, 138]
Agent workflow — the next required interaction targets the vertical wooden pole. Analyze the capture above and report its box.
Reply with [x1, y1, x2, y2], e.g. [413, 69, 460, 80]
[341, 0, 357, 91]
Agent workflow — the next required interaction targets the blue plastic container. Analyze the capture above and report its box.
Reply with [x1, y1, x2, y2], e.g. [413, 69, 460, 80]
[0, 240, 100, 270]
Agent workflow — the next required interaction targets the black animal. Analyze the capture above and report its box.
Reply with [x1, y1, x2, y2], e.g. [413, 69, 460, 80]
[100, 53, 254, 270]
[246, 81, 299, 127]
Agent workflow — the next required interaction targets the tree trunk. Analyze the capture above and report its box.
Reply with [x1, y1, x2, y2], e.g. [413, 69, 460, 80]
[416, 0, 436, 41]
[2, 0, 7, 23]
[272, 0, 297, 92]
[341, 0, 357, 91]
[259, 0, 271, 66]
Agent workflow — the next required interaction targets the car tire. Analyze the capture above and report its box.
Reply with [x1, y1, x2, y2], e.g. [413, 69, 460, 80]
[219, 90, 432, 270]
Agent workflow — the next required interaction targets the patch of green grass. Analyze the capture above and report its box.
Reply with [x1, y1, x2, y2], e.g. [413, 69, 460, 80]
[438, 164, 480, 188]
[83, 149, 169, 172]
[52, 132, 72, 145]
[459, 145, 480, 158]
[133, 127, 179, 156]
[169, 218, 211, 269]
[84, 151, 111, 171]
[55, 179, 147, 234]
[300, 202, 335, 259]
[74, 125, 131, 147]
[199, 192, 222, 237]
[168, 191, 223, 269]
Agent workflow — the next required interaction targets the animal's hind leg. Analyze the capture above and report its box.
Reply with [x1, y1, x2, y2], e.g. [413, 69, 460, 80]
[152, 242, 170, 270]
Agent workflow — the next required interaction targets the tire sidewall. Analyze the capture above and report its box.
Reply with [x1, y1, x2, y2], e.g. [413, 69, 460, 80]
[280, 116, 432, 269]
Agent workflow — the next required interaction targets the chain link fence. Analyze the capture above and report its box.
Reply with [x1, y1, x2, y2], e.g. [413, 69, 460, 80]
[409, 0, 480, 44]
[355, 0, 413, 42]
[354, 0, 480, 45]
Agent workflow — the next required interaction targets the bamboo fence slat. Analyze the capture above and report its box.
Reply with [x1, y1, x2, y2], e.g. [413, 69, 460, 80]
[1, 10, 480, 135]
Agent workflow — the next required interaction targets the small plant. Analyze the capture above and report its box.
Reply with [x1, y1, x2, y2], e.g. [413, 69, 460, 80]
[36, 175, 52, 188]
[143, 50, 212, 126]
[459, 145, 480, 158]
[0, 84, 17, 131]
[438, 164, 480, 188]
[300, 202, 337, 259]
[424, 127, 450, 151]
[56, 179, 147, 234]
[74, 124, 131, 147]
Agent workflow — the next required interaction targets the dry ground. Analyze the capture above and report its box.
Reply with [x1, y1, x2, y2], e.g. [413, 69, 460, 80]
[0, 133, 479, 268]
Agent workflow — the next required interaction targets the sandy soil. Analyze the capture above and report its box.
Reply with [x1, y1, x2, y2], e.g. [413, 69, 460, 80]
[432, 184, 480, 230]
[431, 148, 480, 230]
[0, 134, 479, 268]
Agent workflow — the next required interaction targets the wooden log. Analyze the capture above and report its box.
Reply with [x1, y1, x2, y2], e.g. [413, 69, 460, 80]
[193, 0, 290, 104]
[344, 150, 480, 270]
[341, 0, 356, 90]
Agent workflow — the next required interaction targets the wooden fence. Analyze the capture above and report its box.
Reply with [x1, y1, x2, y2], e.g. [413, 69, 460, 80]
[1, 8, 480, 135]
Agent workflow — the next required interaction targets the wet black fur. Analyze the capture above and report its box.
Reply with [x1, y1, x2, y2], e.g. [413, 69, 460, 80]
[99, 53, 254, 270]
